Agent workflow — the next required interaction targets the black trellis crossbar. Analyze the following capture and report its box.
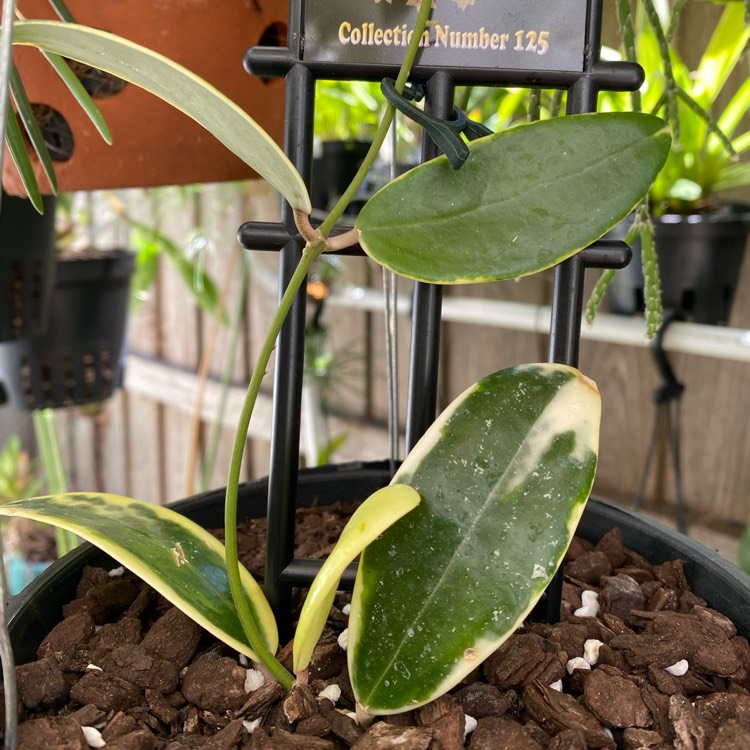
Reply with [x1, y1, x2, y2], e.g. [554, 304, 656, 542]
[239, 0, 643, 638]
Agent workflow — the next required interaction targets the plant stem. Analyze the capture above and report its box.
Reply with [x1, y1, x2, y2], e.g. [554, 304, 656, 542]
[223, 0, 434, 684]
[224, 251, 317, 689]
[317, 0, 433, 239]
[32, 409, 78, 556]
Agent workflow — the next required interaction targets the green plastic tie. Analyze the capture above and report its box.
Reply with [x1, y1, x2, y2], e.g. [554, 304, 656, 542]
[380, 78, 493, 169]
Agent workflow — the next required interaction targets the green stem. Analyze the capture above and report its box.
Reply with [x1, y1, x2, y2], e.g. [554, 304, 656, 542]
[31, 409, 78, 556]
[223, 0, 435, 686]
[615, 0, 641, 114]
[642, 0, 679, 142]
[317, 0, 433, 239]
[224, 250, 318, 689]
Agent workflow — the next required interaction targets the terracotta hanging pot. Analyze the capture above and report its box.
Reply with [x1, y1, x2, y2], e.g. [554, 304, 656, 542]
[2, 0, 288, 193]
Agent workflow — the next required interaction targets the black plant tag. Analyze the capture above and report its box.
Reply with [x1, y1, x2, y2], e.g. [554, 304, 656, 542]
[301, 0, 587, 74]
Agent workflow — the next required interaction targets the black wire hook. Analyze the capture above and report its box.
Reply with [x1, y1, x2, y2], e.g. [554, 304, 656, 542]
[380, 78, 493, 169]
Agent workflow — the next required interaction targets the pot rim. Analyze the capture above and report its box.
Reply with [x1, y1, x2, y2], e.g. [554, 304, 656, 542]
[7, 460, 749, 663]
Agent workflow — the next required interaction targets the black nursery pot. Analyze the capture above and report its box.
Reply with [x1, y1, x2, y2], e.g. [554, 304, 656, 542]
[0, 250, 135, 410]
[7, 461, 750, 667]
[0, 194, 57, 342]
[311, 140, 372, 214]
[607, 203, 750, 324]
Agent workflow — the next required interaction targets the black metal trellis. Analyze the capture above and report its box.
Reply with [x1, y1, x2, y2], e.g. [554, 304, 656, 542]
[239, 0, 643, 638]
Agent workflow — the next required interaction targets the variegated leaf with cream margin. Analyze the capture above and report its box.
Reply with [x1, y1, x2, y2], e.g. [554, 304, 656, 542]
[8, 21, 311, 214]
[293, 484, 421, 675]
[0, 493, 278, 660]
[356, 112, 670, 283]
[348, 363, 601, 714]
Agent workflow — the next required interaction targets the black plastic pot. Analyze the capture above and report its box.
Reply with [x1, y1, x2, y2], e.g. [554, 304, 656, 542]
[607, 203, 750, 324]
[0, 194, 57, 342]
[0, 250, 135, 410]
[8, 461, 750, 667]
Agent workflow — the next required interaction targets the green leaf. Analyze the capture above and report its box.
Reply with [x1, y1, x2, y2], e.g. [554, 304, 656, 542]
[349, 364, 601, 714]
[356, 113, 670, 284]
[717, 78, 750, 143]
[5, 107, 44, 212]
[0, 493, 278, 661]
[712, 163, 750, 194]
[9, 63, 59, 194]
[130, 237, 160, 308]
[43, 51, 112, 144]
[694, 3, 750, 106]
[127, 218, 226, 320]
[163, 243, 226, 323]
[294, 484, 420, 675]
[10, 21, 310, 213]
[46, 0, 75, 23]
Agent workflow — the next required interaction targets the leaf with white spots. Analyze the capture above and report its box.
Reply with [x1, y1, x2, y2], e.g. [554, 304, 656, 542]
[0, 493, 278, 661]
[348, 364, 601, 714]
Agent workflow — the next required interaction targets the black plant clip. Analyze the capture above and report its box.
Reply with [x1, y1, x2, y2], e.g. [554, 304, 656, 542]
[381, 78, 493, 170]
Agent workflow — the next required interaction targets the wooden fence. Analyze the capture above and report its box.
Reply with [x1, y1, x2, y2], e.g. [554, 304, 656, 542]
[0, 176, 741, 538]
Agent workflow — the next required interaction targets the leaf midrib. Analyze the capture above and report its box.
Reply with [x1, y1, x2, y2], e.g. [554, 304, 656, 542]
[358, 398, 563, 704]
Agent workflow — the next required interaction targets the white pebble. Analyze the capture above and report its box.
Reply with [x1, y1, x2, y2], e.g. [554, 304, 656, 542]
[107, 566, 124, 578]
[238, 653, 249, 667]
[463, 715, 478, 741]
[583, 639, 604, 666]
[574, 590, 600, 618]
[82, 726, 106, 748]
[242, 718, 262, 734]
[342, 604, 351, 616]
[665, 659, 689, 677]
[86, 664, 103, 672]
[604, 728, 614, 739]
[318, 684, 341, 704]
[338, 628, 349, 652]
[549, 679, 563, 692]
[566, 657, 592, 675]
[582, 590, 599, 606]
[245, 668, 266, 693]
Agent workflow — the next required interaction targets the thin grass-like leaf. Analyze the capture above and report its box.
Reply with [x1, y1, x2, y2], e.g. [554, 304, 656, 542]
[5, 107, 43, 211]
[695, 3, 750, 106]
[713, 163, 750, 194]
[9, 62, 58, 193]
[10, 21, 310, 212]
[42, 50, 111, 143]
[46, 0, 74, 23]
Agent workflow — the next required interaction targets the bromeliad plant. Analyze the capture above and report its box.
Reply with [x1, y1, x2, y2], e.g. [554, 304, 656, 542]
[0, 1, 670, 719]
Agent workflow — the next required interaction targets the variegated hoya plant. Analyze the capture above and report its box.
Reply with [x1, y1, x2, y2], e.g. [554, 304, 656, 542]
[0, 1, 670, 717]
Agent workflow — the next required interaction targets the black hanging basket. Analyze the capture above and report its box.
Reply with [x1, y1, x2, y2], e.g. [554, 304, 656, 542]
[0, 194, 57, 342]
[311, 140, 372, 214]
[607, 204, 750, 324]
[0, 250, 134, 410]
[7, 461, 750, 666]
